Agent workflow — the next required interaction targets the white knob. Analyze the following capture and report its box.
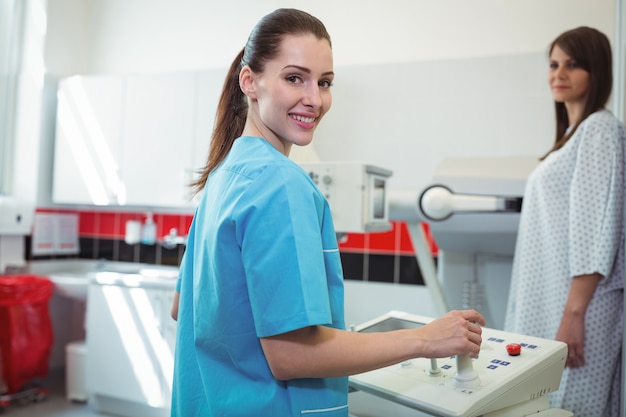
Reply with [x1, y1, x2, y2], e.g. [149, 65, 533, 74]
[420, 186, 454, 220]
[419, 185, 500, 221]
[453, 353, 481, 389]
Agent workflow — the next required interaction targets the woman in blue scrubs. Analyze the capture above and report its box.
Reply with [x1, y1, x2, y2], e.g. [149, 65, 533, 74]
[170, 8, 485, 417]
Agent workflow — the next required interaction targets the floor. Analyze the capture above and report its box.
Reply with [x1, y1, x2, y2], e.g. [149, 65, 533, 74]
[0, 370, 429, 417]
[0, 371, 102, 417]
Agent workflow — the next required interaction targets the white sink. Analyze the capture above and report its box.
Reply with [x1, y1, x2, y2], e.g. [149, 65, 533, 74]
[44, 262, 179, 302]
[48, 272, 89, 301]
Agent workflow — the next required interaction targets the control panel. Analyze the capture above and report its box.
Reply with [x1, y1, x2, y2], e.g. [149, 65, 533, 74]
[350, 311, 568, 417]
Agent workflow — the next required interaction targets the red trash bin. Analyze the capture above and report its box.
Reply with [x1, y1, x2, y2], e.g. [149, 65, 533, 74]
[0, 275, 54, 395]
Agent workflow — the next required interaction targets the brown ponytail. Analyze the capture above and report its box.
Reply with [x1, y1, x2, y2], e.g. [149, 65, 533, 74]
[190, 49, 248, 195]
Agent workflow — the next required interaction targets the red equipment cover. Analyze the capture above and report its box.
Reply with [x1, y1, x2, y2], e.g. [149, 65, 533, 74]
[0, 275, 54, 394]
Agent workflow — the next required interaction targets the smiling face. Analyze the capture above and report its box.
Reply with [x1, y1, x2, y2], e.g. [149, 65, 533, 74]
[240, 34, 334, 155]
[548, 44, 591, 124]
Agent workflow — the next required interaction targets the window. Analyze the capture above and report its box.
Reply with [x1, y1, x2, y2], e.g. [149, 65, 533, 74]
[0, 0, 24, 194]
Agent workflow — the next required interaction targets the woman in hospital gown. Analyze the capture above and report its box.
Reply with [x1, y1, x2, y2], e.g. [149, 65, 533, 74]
[505, 26, 625, 417]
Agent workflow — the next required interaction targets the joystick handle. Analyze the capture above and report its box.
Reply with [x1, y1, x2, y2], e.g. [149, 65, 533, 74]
[428, 358, 441, 375]
[453, 353, 481, 389]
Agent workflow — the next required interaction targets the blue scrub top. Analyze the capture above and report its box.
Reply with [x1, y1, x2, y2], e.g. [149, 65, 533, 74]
[171, 136, 349, 417]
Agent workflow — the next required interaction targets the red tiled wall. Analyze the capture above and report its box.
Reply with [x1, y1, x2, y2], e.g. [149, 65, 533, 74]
[36, 208, 194, 241]
[35, 208, 438, 256]
[338, 221, 438, 256]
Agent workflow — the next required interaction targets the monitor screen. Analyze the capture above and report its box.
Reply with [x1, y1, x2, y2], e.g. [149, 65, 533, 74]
[358, 317, 425, 333]
[371, 177, 386, 220]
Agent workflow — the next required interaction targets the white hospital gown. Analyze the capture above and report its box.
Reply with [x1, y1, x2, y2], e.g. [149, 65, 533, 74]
[504, 109, 626, 417]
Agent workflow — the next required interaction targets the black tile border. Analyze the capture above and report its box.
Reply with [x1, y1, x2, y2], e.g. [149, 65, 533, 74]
[28, 237, 432, 286]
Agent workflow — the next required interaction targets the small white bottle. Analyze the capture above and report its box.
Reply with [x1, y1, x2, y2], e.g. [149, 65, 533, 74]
[141, 212, 157, 245]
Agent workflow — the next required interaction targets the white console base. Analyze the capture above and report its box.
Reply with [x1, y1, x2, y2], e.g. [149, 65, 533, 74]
[349, 311, 572, 417]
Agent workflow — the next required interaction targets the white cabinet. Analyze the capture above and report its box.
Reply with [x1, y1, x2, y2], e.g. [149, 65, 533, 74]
[191, 69, 224, 172]
[86, 280, 176, 417]
[52, 75, 124, 205]
[52, 69, 227, 208]
[187, 69, 226, 205]
[121, 73, 195, 207]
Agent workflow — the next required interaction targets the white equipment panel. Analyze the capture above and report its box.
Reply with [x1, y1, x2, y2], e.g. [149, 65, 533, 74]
[350, 311, 568, 417]
[299, 162, 392, 233]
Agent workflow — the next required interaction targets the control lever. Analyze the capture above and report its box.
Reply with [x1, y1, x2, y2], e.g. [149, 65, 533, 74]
[454, 353, 481, 389]
[428, 358, 441, 375]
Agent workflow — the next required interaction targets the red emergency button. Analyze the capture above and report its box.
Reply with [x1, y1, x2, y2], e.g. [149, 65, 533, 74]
[506, 343, 522, 356]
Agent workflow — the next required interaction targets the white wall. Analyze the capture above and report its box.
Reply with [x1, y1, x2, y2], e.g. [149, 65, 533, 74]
[311, 55, 554, 193]
[42, 0, 617, 193]
[45, 0, 614, 74]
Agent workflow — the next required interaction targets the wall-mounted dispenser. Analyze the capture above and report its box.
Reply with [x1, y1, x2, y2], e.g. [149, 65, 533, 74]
[0, 196, 34, 235]
[140, 212, 156, 245]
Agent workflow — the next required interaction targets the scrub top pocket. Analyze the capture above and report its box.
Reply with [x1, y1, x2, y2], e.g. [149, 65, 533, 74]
[301, 404, 349, 416]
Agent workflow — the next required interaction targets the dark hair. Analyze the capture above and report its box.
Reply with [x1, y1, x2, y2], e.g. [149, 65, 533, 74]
[541, 26, 612, 159]
[191, 8, 332, 194]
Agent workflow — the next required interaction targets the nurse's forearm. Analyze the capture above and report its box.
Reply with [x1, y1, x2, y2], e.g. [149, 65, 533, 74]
[260, 309, 484, 380]
[261, 326, 417, 380]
